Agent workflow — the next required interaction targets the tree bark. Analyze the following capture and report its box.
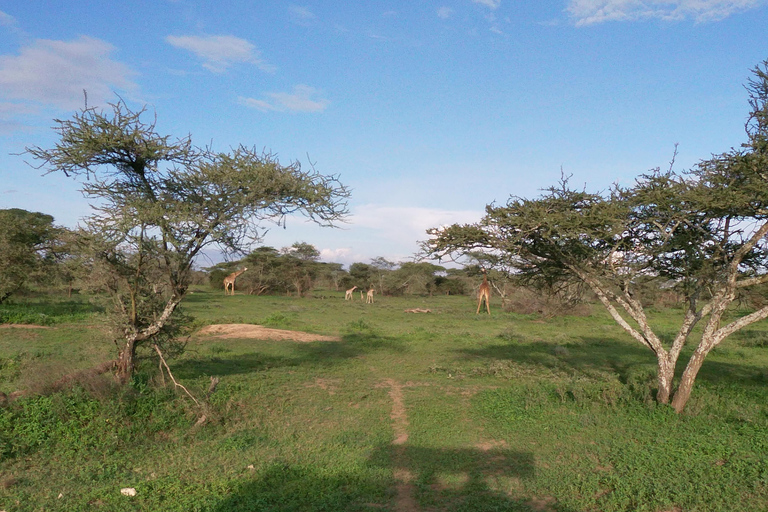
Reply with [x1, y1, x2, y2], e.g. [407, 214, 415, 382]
[656, 355, 675, 404]
[116, 336, 137, 385]
[114, 293, 184, 384]
[670, 347, 709, 413]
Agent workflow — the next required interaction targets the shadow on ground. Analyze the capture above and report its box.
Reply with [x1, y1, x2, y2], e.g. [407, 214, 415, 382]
[456, 337, 652, 382]
[173, 333, 404, 380]
[458, 335, 768, 401]
[208, 445, 576, 512]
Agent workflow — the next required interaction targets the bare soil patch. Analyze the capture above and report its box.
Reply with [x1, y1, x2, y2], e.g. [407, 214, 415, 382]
[196, 324, 341, 342]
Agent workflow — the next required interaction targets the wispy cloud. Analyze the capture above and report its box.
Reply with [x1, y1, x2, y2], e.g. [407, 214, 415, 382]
[0, 9, 18, 28]
[0, 36, 137, 112]
[437, 6, 454, 18]
[469, 0, 507, 33]
[165, 35, 274, 73]
[288, 5, 316, 25]
[473, 0, 502, 9]
[567, 0, 766, 25]
[239, 85, 330, 113]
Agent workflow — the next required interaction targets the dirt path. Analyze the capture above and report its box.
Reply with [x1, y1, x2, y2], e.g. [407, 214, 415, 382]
[381, 378, 419, 512]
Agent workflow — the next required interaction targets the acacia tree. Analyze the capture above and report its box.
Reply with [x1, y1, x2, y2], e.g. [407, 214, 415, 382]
[280, 242, 321, 296]
[27, 99, 349, 383]
[425, 61, 768, 413]
[0, 209, 60, 303]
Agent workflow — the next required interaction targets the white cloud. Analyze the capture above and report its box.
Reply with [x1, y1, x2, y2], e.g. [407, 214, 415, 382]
[165, 35, 274, 73]
[351, 204, 483, 247]
[319, 247, 353, 262]
[0, 36, 137, 111]
[437, 6, 454, 18]
[473, 0, 502, 9]
[239, 85, 330, 113]
[567, 0, 765, 25]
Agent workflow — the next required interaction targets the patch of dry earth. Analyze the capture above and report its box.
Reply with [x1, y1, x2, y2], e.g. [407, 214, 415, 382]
[196, 324, 341, 342]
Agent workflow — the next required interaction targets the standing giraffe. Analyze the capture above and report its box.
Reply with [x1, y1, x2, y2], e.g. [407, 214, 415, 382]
[223, 268, 247, 296]
[366, 288, 375, 304]
[476, 269, 491, 314]
[345, 285, 358, 300]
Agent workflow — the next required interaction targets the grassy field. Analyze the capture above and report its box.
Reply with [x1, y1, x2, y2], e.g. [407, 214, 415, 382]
[2, 289, 768, 511]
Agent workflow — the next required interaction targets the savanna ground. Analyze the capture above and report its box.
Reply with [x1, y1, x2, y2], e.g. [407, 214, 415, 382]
[2, 289, 768, 511]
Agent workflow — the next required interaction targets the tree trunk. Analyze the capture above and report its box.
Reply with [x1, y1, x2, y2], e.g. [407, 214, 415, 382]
[670, 347, 709, 413]
[655, 355, 675, 404]
[115, 336, 137, 384]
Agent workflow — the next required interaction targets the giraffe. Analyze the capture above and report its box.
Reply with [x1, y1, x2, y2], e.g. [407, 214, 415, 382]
[223, 268, 247, 296]
[366, 288, 375, 304]
[345, 285, 358, 300]
[476, 269, 491, 314]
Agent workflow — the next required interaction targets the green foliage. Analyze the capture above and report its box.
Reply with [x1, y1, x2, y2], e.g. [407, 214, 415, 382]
[25, 98, 349, 381]
[424, 60, 768, 412]
[260, 313, 291, 328]
[208, 244, 346, 296]
[0, 386, 187, 461]
[0, 208, 61, 304]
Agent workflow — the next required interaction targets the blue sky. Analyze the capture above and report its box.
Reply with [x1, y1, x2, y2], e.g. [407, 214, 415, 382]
[1, 1, 767, 268]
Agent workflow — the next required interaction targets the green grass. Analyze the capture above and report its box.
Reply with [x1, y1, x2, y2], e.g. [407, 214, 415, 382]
[0, 294, 103, 325]
[2, 288, 768, 510]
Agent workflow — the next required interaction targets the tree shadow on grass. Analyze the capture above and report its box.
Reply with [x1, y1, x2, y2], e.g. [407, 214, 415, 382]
[457, 337, 653, 384]
[458, 336, 768, 402]
[173, 333, 405, 380]
[209, 445, 576, 512]
[686, 357, 768, 397]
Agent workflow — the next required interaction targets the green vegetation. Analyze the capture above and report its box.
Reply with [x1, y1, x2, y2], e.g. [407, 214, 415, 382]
[0, 208, 63, 305]
[3, 59, 768, 511]
[2, 290, 768, 510]
[0, 295, 102, 325]
[24, 99, 349, 383]
[425, 60, 768, 413]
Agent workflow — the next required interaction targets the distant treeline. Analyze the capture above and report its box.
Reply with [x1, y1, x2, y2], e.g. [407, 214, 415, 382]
[206, 242, 474, 297]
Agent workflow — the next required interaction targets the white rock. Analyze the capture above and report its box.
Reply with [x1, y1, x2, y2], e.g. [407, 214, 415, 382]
[121, 488, 137, 497]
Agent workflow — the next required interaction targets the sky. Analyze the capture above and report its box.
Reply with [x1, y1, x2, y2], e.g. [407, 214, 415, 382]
[1, 1, 767, 269]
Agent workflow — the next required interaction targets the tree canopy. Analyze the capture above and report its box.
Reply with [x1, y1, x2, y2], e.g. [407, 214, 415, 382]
[424, 60, 768, 412]
[26, 99, 349, 381]
[0, 209, 59, 304]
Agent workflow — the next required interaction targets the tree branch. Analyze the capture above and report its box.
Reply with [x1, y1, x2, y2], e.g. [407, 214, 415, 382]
[153, 344, 200, 406]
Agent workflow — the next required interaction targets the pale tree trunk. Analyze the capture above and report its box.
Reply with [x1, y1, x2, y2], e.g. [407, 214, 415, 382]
[670, 300, 768, 412]
[656, 354, 675, 404]
[670, 347, 709, 413]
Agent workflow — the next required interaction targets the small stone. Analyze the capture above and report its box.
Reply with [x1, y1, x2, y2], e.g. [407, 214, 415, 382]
[121, 488, 137, 497]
